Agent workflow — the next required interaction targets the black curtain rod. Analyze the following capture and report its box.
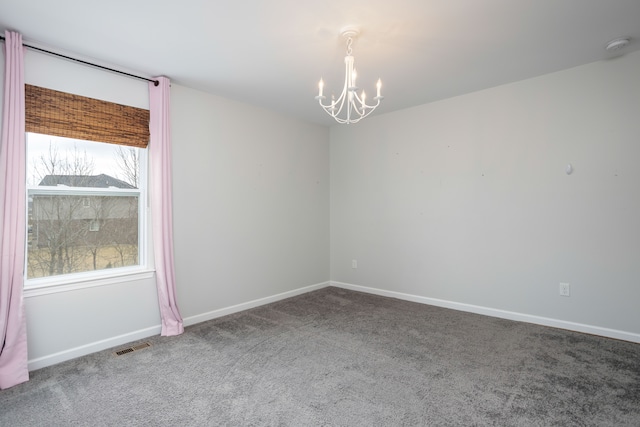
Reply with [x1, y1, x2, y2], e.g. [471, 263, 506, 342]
[0, 35, 159, 86]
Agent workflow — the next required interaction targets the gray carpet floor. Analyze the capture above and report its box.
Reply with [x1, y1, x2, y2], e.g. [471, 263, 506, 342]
[1, 287, 639, 426]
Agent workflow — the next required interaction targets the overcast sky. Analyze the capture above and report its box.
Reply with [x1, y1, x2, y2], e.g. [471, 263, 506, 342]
[26, 133, 136, 186]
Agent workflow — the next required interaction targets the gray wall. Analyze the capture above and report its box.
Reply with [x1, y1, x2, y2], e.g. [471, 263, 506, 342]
[170, 85, 330, 320]
[330, 50, 640, 338]
[1, 50, 330, 369]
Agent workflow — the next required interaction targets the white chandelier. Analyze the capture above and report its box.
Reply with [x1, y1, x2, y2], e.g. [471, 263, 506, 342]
[315, 27, 383, 124]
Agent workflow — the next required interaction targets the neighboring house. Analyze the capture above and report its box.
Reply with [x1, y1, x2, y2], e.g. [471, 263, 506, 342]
[28, 174, 139, 276]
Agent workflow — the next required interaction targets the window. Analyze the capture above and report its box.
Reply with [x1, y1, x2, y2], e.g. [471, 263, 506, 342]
[89, 219, 100, 232]
[24, 84, 150, 284]
[26, 134, 146, 280]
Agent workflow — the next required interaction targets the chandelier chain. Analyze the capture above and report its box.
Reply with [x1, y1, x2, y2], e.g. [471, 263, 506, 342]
[346, 37, 353, 56]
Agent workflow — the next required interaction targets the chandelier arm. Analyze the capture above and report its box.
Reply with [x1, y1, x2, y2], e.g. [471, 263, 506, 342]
[332, 83, 348, 118]
[356, 98, 382, 121]
[318, 79, 347, 113]
[350, 92, 366, 115]
[319, 56, 350, 120]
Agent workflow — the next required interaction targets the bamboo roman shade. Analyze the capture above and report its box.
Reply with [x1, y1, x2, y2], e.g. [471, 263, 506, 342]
[25, 84, 150, 148]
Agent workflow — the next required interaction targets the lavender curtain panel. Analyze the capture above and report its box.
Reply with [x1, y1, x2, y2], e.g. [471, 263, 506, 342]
[0, 30, 29, 389]
[149, 76, 183, 336]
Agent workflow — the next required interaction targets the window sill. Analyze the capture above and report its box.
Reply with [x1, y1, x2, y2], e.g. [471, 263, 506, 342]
[24, 268, 156, 297]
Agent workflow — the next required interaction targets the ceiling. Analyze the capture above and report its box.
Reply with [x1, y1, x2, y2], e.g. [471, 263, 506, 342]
[1, 0, 639, 127]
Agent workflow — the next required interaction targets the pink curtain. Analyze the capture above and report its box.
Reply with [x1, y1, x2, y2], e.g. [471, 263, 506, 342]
[0, 30, 29, 389]
[149, 76, 183, 336]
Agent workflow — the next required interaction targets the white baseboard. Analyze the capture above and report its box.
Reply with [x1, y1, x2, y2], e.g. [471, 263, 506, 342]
[30, 279, 636, 372]
[28, 281, 330, 371]
[330, 281, 640, 344]
[28, 325, 162, 371]
[183, 281, 330, 327]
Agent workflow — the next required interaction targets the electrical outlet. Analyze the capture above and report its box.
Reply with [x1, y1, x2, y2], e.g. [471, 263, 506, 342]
[352, 260, 358, 269]
[559, 282, 570, 297]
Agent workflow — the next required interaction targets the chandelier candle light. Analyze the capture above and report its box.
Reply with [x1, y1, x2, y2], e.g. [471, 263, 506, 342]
[315, 27, 383, 124]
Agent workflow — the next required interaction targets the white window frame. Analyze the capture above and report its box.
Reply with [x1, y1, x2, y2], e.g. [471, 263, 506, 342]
[24, 144, 150, 291]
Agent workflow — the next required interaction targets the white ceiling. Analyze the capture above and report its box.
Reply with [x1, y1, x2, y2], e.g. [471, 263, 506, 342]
[1, 0, 639, 126]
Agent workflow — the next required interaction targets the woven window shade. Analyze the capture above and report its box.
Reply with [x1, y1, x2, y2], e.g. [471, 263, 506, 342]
[25, 84, 150, 148]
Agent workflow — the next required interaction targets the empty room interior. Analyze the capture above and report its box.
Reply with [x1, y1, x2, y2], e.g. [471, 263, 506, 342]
[1, 1, 639, 425]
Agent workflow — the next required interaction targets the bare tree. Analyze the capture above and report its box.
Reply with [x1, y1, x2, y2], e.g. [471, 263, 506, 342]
[31, 142, 95, 185]
[111, 145, 141, 267]
[28, 143, 60, 186]
[85, 196, 110, 271]
[30, 192, 89, 276]
[115, 146, 139, 188]
[28, 142, 96, 277]
[107, 196, 139, 267]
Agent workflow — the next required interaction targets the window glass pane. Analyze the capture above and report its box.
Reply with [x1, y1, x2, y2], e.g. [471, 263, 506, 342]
[26, 133, 144, 280]
[27, 133, 140, 188]
[28, 194, 139, 278]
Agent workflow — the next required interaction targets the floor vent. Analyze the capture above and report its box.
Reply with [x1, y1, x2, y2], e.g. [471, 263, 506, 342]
[114, 342, 151, 356]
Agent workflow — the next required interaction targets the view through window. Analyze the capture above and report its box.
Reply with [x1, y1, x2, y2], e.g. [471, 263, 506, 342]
[26, 133, 146, 280]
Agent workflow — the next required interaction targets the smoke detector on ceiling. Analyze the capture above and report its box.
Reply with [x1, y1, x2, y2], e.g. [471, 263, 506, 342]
[605, 38, 630, 51]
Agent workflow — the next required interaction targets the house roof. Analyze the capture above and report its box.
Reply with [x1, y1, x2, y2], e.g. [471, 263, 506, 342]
[39, 174, 136, 189]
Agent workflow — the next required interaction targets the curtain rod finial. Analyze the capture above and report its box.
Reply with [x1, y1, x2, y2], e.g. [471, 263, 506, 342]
[153, 80, 159, 86]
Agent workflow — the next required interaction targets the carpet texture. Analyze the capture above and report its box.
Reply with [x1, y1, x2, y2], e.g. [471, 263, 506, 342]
[1, 287, 639, 426]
